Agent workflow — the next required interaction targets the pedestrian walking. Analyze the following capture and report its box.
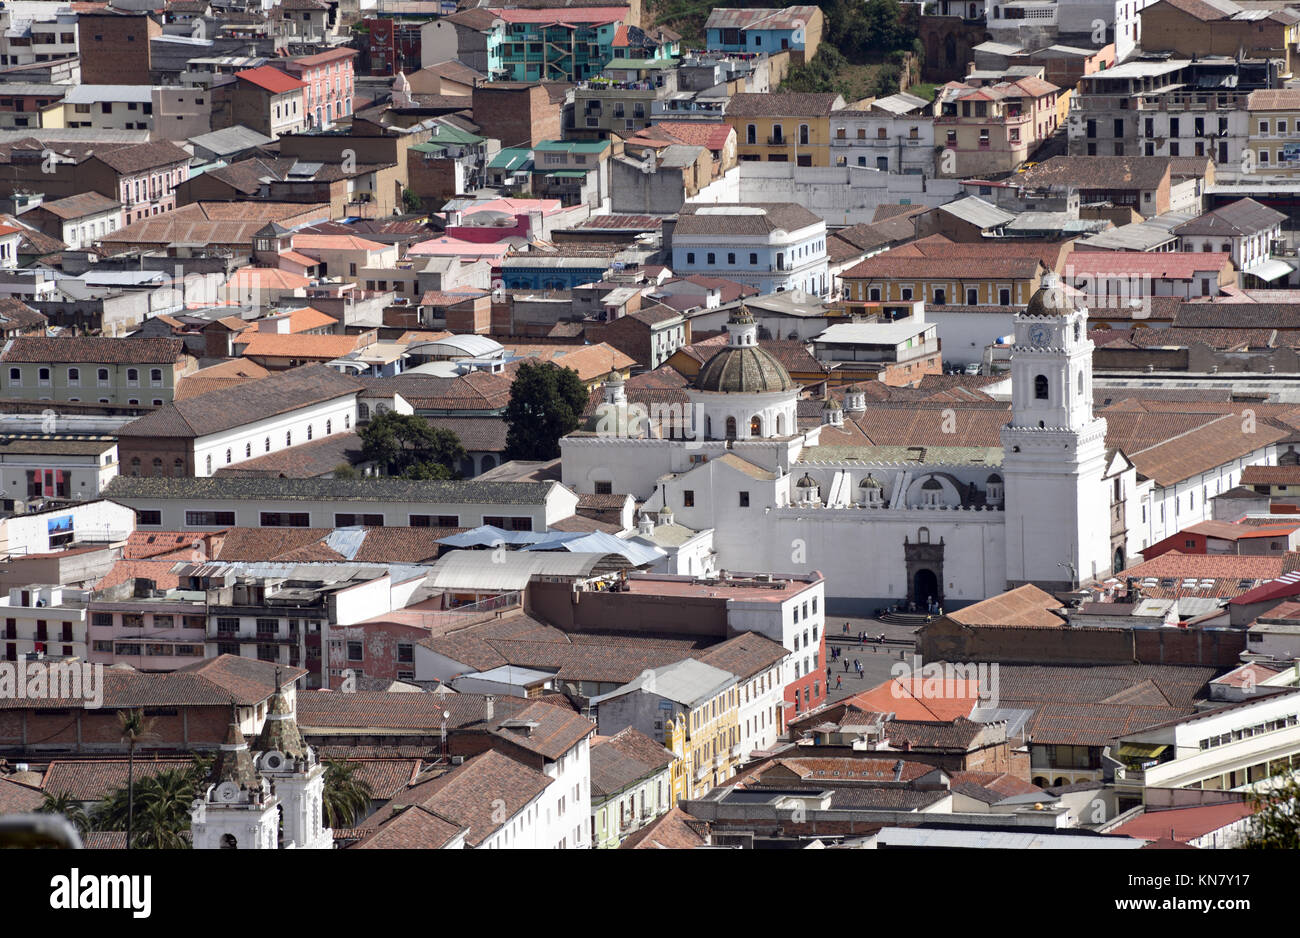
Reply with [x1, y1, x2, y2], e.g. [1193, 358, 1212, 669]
[842, 621, 850, 635]
[844, 659, 850, 672]
[835, 675, 842, 690]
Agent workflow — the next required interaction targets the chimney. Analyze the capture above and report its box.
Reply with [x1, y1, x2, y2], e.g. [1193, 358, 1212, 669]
[483, 694, 495, 724]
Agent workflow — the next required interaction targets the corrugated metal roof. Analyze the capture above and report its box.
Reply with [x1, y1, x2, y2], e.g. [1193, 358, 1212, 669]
[426, 550, 613, 590]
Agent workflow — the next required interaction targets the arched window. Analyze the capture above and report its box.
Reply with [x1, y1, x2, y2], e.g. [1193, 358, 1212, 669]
[286, 431, 292, 446]
[265, 437, 271, 452]
[1034, 374, 1049, 400]
[358, 403, 370, 421]
[205, 454, 212, 474]
[152, 458, 162, 473]
[775, 413, 785, 435]
[173, 458, 184, 477]
[750, 414, 762, 436]
[345, 414, 350, 429]
[220, 834, 238, 849]
[326, 419, 332, 435]
[225, 448, 232, 464]
[307, 424, 313, 440]
[725, 416, 737, 440]
[245, 442, 252, 458]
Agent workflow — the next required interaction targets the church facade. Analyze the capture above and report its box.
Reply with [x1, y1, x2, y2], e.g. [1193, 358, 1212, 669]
[561, 288, 1272, 612]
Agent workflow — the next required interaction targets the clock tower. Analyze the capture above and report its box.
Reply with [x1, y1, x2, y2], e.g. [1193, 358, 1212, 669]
[1001, 279, 1113, 591]
[190, 713, 281, 850]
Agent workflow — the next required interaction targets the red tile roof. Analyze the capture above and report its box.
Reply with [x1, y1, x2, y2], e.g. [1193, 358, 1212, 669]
[1110, 802, 1256, 843]
[236, 65, 307, 95]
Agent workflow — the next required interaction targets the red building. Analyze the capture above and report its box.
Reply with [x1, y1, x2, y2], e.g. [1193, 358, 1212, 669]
[365, 18, 426, 76]
[280, 47, 356, 129]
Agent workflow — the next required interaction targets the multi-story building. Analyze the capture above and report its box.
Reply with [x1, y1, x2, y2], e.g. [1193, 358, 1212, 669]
[87, 581, 208, 672]
[23, 193, 123, 251]
[574, 58, 679, 137]
[76, 11, 160, 86]
[593, 658, 740, 799]
[114, 364, 361, 479]
[57, 85, 211, 141]
[269, 0, 335, 43]
[1069, 57, 1271, 163]
[0, 3, 79, 69]
[0, 83, 67, 130]
[1172, 199, 1287, 284]
[229, 66, 308, 139]
[665, 202, 829, 296]
[93, 142, 191, 226]
[1138, 0, 1300, 79]
[705, 6, 823, 62]
[829, 105, 937, 175]
[589, 728, 677, 847]
[728, 92, 845, 167]
[0, 336, 196, 406]
[281, 47, 355, 130]
[935, 76, 1061, 177]
[1246, 89, 1300, 175]
[487, 7, 630, 82]
[0, 435, 119, 504]
[0, 584, 88, 663]
[531, 139, 612, 209]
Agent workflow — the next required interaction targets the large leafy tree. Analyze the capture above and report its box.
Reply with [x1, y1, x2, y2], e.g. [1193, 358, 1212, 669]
[323, 760, 374, 830]
[503, 361, 589, 461]
[360, 411, 466, 480]
[1242, 772, 1300, 848]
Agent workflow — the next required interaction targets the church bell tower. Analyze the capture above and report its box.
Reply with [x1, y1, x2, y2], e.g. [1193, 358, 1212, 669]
[1000, 279, 1112, 591]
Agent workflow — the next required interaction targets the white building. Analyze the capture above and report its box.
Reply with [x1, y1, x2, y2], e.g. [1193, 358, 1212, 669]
[667, 203, 830, 297]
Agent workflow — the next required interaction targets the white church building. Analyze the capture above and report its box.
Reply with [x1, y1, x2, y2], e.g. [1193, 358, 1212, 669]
[561, 288, 1279, 612]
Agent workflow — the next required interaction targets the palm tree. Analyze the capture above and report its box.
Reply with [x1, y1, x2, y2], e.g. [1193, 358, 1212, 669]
[37, 791, 89, 834]
[91, 767, 200, 849]
[116, 709, 155, 851]
[322, 760, 373, 830]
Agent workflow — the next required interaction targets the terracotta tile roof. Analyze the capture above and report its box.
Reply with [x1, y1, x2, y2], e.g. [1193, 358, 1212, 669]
[844, 677, 982, 722]
[727, 92, 843, 117]
[590, 727, 675, 797]
[33, 191, 120, 220]
[495, 6, 627, 23]
[0, 655, 303, 710]
[292, 233, 390, 254]
[1065, 251, 1232, 280]
[236, 332, 366, 360]
[0, 775, 44, 815]
[674, 202, 823, 237]
[118, 364, 359, 439]
[1022, 155, 1173, 191]
[363, 370, 513, 411]
[1, 336, 185, 364]
[93, 559, 185, 592]
[650, 121, 735, 151]
[124, 529, 223, 560]
[352, 803, 467, 848]
[620, 805, 710, 848]
[1241, 464, 1300, 486]
[945, 584, 1066, 628]
[1125, 412, 1294, 487]
[236, 65, 306, 95]
[40, 759, 195, 803]
[225, 267, 311, 291]
[0, 297, 46, 331]
[173, 359, 270, 400]
[1121, 550, 1297, 582]
[90, 141, 190, 174]
[691, 631, 788, 678]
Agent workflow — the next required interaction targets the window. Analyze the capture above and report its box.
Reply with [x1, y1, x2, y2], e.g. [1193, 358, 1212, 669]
[126, 368, 138, 385]
[185, 511, 235, 526]
[739, 491, 750, 507]
[594, 481, 612, 495]
[334, 513, 384, 526]
[150, 368, 162, 385]
[67, 367, 79, 386]
[98, 368, 109, 384]
[683, 490, 695, 507]
[260, 512, 311, 527]
[410, 514, 459, 527]
[1034, 374, 1049, 400]
[38, 367, 50, 385]
[136, 510, 162, 526]
[7, 367, 18, 385]
[686, 252, 695, 265]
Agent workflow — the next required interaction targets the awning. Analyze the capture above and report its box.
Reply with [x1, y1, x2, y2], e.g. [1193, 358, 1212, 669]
[1244, 258, 1294, 282]
[1114, 742, 1168, 763]
[549, 170, 588, 178]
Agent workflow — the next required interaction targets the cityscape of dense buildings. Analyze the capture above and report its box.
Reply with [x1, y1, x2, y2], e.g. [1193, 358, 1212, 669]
[0, 0, 1294, 875]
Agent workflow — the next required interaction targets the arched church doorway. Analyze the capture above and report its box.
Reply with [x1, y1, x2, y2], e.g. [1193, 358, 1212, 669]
[1114, 547, 1125, 573]
[913, 569, 939, 609]
[725, 416, 737, 440]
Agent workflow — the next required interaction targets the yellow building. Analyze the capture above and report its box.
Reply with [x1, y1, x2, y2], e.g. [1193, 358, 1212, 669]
[727, 92, 846, 167]
[1247, 90, 1300, 175]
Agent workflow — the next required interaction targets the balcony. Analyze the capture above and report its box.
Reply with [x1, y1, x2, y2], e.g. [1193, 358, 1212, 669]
[767, 135, 786, 145]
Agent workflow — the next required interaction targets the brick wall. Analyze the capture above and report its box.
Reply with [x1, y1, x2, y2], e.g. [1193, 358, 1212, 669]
[77, 13, 159, 86]
[472, 84, 562, 150]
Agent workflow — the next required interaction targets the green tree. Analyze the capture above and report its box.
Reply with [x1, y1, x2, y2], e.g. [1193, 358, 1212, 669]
[780, 46, 851, 95]
[92, 767, 199, 849]
[401, 188, 423, 213]
[360, 410, 466, 479]
[323, 760, 374, 830]
[37, 791, 89, 834]
[1242, 772, 1300, 848]
[503, 361, 589, 461]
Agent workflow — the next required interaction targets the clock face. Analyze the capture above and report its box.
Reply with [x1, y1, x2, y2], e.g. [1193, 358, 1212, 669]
[1029, 326, 1047, 346]
[216, 781, 240, 803]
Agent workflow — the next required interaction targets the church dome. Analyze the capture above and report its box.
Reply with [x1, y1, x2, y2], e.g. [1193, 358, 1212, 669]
[796, 473, 819, 489]
[694, 304, 798, 394]
[858, 473, 881, 489]
[695, 343, 798, 393]
[921, 476, 943, 490]
[823, 396, 842, 411]
[986, 473, 1003, 483]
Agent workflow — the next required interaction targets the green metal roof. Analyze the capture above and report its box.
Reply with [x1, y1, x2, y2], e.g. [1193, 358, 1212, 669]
[490, 147, 533, 170]
[417, 123, 484, 146]
[533, 139, 611, 154]
[603, 57, 677, 70]
[546, 170, 590, 178]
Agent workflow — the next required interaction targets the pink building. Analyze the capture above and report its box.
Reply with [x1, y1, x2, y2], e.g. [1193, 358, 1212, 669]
[102, 143, 191, 226]
[443, 198, 568, 243]
[281, 47, 356, 130]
